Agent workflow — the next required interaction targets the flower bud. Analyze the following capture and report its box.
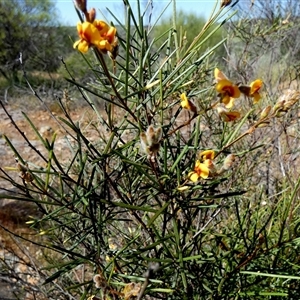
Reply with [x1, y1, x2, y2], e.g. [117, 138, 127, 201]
[180, 93, 197, 113]
[88, 8, 96, 23]
[273, 100, 285, 113]
[177, 186, 190, 192]
[257, 122, 270, 128]
[259, 106, 271, 119]
[283, 99, 297, 111]
[145, 125, 158, 144]
[275, 110, 286, 118]
[221, 0, 232, 8]
[74, 0, 87, 13]
[216, 105, 241, 122]
[93, 274, 107, 289]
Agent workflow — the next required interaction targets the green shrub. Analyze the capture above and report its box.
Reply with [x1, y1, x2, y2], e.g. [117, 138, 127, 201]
[1, 0, 300, 299]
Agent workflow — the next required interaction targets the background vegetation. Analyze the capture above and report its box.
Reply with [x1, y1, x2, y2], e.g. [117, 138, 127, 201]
[0, 0, 300, 299]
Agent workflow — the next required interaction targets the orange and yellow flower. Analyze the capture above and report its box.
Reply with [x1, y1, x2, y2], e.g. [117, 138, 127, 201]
[73, 22, 102, 53]
[73, 20, 118, 54]
[180, 93, 197, 113]
[188, 160, 210, 182]
[249, 79, 263, 104]
[94, 21, 117, 53]
[239, 79, 263, 104]
[216, 105, 241, 122]
[199, 150, 215, 161]
[188, 150, 216, 182]
[214, 68, 240, 108]
[216, 79, 241, 108]
[214, 68, 228, 82]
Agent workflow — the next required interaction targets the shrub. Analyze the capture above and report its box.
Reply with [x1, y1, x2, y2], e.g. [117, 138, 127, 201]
[1, 0, 300, 299]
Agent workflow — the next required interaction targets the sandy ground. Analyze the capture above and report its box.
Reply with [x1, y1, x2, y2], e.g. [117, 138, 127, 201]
[0, 104, 90, 298]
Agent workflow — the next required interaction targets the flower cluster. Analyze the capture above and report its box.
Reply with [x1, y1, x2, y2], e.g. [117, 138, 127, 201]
[214, 68, 241, 109]
[179, 68, 263, 184]
[179, 68, 263, 123]
[187, 150, 235, 183]
[73, 0, 118, 56]
[188, 150, 216, 182]
[214, 68, 263, 122]
[215, 68, 263, 108]
[74, 21, 118, 54]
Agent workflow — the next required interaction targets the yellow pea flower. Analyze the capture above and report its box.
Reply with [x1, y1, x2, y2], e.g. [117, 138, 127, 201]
[214, 68, 228, 82]
[199, 150, 215, 161]
[96, 23, 118, 53]
[93, 20, 110, 35]
[216, 79, 241, 108]
[73, 22, 103, 53]
[188, 160, 210, 182]
[216, 105, 241, 122]
[250, 79, 263, 104]
[74, 20, 118, 55]
[239, 79, 263, 104]
[180, 93, 197, 113]
[214, 68, 240, 108]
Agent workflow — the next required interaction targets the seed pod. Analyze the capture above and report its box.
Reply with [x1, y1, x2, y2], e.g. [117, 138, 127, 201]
[217, 154, 235, 175]
[222, 154, 235, 171]
[140, 125, 162, 158]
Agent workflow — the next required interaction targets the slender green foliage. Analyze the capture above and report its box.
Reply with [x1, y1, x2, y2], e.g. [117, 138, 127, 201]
[1, 0, 300, 299]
